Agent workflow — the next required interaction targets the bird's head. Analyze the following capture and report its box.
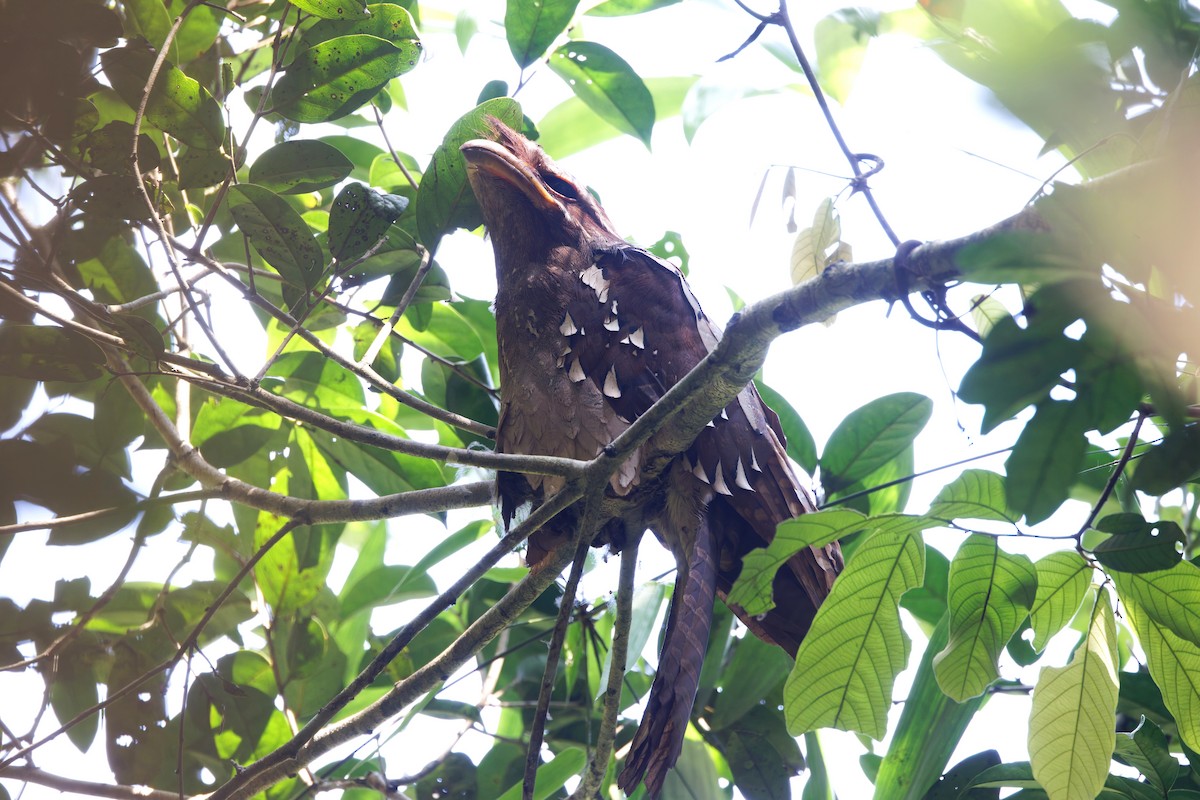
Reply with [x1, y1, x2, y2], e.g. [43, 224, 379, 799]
[461, 119, 622, 272]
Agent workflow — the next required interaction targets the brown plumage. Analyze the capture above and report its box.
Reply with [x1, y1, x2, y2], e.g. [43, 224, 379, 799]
[461, 121, 842, 797]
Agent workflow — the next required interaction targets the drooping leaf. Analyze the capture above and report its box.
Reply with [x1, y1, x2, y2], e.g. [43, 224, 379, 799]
[934, 534, 1037, 702]
[1132, 426, 1200, 495]
[537, 76, 696, 157]
[820, 392, 932, 495]
[228, 184, 325, 292]
[415, 97, 523, 247]
[548, 41, 655, 147]
[754, 380, 818, 474]
[707, 703, 805, 798]
[711, 633, 794, 730]
[249, 140, 354, 194]
[505, 0, 580, 68]
[1029, 551, 1091, 652]
[1112, 563, 1200, 648]
[495, 748, 586, 800]
[328, 183, 409, 260]
[1120, 595, 1200, 752]
[1004, 400, 1089, 524]
[101, 45, 225, 149]
[1093, 513, 1184, 573]
[1114, 717, 1178, 796]
[271, 34, 420, 123]
[784, 527, 924, 739]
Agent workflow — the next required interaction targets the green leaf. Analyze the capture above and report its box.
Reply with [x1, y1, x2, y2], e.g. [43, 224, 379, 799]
[249, 140, 354, 194]
[339, 565, 436, 616]
[899, 545, 950, 628]
[1029, 590, 1119, 800]
[192, 398, 284, 468]
[928, 469, 1015, 523]
[1121, 596, 1200, 752]
[1004, 400, 1089, 524]
[587, 0, 681, 15]
[934, 534, 1037, 702]
[228, 184, 325, 292]
[727, 508, 869, 615]
[1093, 513, 1184, 573]
[101, 45, 225, 149]
[958, 315, 1081, 433]
[711, 634, 793, 729]
[1112, 563, 1200, 648]
[505, 0, 580, 68]
[537, 76, 696, 158]
[1029, 551, 1091, 652]
[755, 380, 818, 474]
[820, 392, 932, 495]
[415, 97, 523, 247]
[0, 326, 104, 382]
[814, 10, 878, 104]
[47, 640, 99, 751]
[328, 183, 409, 260]
[1132, 426, 1200, 495]
[707, 703, 805, 798]
[271, 34, 420, 123]
[875, 614, 988, 800]
[304, 3, 421, 48]
[288, 0, 368, 19]
[495, 747, 586, 800]
[548, 41, 655, 147]
[956, 231, 1093, 286]
[1114, 717, 1178, 796]
[1074, 328, 1142, 434]
[784, 527, 924, 739]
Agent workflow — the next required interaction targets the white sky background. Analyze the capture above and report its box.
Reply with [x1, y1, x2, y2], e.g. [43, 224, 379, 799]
[1, 0, 1138, 797]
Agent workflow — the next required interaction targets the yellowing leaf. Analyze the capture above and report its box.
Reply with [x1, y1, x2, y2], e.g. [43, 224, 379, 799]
[1029, 590, 1118, 800]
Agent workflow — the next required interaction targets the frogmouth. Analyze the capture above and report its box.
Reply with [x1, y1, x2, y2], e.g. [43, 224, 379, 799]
[461, 121, 842, 797]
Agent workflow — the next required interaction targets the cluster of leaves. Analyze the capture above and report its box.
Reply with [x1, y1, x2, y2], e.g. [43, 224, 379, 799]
[2, 0, 1200, 799]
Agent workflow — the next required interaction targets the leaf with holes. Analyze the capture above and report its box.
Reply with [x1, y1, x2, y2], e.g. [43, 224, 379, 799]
[101, 45, 225, 149]
[328, 183, 409, 261]
[228, 184, 325, 292]
[934, 534, 1037, 701]
[506, 0, 580, 68]
[289, 0, 368, 19]
[548, 41, 654, 147]
[784, 527, 924, 739]
[1093, 513, 1184, 573]
[249, 140, 354, 194]
[272, 34, 420, 123]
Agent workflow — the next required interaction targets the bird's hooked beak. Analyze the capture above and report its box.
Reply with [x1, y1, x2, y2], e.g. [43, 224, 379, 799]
[460, 138, 567, 218]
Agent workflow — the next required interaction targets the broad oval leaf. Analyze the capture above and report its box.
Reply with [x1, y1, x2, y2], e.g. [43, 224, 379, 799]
[820, 392, 932, 495]
[328, 183, 409, 260]
[928, 469, 1015, 523]
[506, 0, 580, 68]
[754, 380, 818, 474]
[1093, 513, 1184, 573]
[415, 97, 523, 247]
[538, 76, 696, 157]
[304, 3, 421, 48]
[548, 41, 655, 147]
[784, 527, 924, 739]
[271, 34, 420, 123]
[249, 140, 354, 194]
[934, 534, 1037, 702]
[1132, 426, 1200, 495]
[228, 184, 325, 291]
[1120, 595, 1200, 753]
[1029, 590, 1119, 800]
[1029, 551, 1091, 651]
[1004, 400, 1089, 524]
[587, 0, 681, 15]
[289, 0, 368, 19]
[101, 45, 225, 149]
[814, 10, 877, 104]
[1114, 717, 1178, 796]
[1112, 562, 1200, 648]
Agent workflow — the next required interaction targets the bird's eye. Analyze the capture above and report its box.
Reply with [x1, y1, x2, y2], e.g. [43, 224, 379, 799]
[543, 173, 579, 199]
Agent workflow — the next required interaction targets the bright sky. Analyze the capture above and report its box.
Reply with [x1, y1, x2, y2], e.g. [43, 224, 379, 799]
[2, 1, 1133, 798]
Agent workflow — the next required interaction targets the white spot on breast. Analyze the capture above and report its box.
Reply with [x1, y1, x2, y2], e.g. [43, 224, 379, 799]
[692, 460, 710, 484]
[611, 300, 618, 314]
[598, 286, 609, 303]
[604, 315, 620, 331]
[734, 458, 754, 491]
[568, 358, 586, 382]
[559, 312, 578, 336]
[750, 447, 762, 472]
[712, 460, 733, 496]
[720, 408, 729, 420]
[603, 365, 621, 398]
[620, 327, 644, 349]
[581, 264, 610, 301]
[555, 355, 565, 368]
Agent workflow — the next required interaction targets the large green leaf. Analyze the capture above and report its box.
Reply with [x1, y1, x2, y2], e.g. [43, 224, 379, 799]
[928, 469, 1015, 523]
[0, 325, 104, 382]
[1029, 589, 1119, 800]
[1132, 426, 1200, 495]
[1029, 551, 1091, 652]
[934, 534, 1037, 702]
[1114, 717, 1177, 796]
[814, 9, 879, 104]
[303, 3, 420, 48]
[328, 183, 409, 260]
[289, 0, 368, 19]
[958, 315, 1081, 433]
[1093, 513, 1184, 573]
[784, 527, 924, 739]
[707, 703, 805, 798]
[101, 45, 225, 149]
[547, 41, 655, 147]
[1004, 400, 1089, 524]
[505, 0, 580, 68]
[820, 392, 932, 495]
[711, 633, 793, 730]
[1121, 595, 1200, 752]
[727, 508, 870, 615]
[414, 97, 523, 247]
[755, 380, 818, 474]
[249, 140, 354, 194]
[1112, 563, 1200, 648]
[228, 184, 325, 292]
[271, 34, 420, 123]
[496, 748, 586, 800]
[537, 76, 696, 158]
